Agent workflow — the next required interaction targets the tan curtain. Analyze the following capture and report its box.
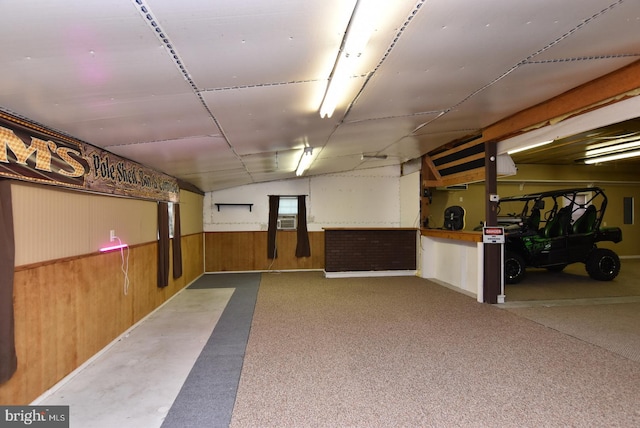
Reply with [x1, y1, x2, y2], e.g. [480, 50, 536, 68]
[0, 181, 17, 384]
[172, 204, 183, 279]
[157, 202, 170, 288]
[295, 195, 311, 257]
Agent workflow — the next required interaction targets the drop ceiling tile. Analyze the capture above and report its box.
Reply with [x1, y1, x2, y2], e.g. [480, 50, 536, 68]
[148, 0, 355, 87]
[181, 169, 254, 192]
[241, 150, 301, 175]
[389, 131, 479, 160]
[530, 1, 640, 62]
[444, 57, 640, 132]
[346, 0, 619, 122]
[304, 155, 362, 177]
[202, 81, 340, 154]
[108, 136, 240, 177]
[321, 115, 437, 159]
[63, 94, 220, 148]
[0, 0, 216, 147]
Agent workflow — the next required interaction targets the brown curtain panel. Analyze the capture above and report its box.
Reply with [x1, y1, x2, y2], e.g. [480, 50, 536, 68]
[172, 203, 183, 279]
[0, 181, 17, 384]
[157, 202, 170, 288]
[267, 195, 279, 259]
[296, 195, 311, 257]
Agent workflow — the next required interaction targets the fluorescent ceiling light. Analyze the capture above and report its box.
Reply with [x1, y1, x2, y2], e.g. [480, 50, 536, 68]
[585, 138, 640, 157]
[361, 154, 387, 160]
[319, 0, 384, 118]
[296, 147, 314, 176]
[584, 149, 640, 164]
[507, 140, 554, 155]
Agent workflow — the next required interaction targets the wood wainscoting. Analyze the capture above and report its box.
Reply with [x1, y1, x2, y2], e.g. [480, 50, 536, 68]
[0, 233, 204, 405]
[205, 231, 324, 272]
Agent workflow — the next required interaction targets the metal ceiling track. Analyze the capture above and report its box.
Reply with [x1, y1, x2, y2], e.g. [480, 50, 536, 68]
[131, 0, 251, 175]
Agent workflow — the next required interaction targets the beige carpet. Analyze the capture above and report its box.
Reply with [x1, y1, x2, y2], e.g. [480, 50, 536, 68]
[230, 272, 640, 427]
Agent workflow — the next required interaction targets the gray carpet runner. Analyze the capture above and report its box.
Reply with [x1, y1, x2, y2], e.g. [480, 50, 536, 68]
[161, 273, 260, 428]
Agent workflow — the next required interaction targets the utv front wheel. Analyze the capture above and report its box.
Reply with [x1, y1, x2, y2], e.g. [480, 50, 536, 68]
[585, 248, 620, 281]
[505, 251, 526, 284]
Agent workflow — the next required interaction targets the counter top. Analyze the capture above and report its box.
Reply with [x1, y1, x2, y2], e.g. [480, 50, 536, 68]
[323, 227, 419, 231]
[420, 228, 483, 243]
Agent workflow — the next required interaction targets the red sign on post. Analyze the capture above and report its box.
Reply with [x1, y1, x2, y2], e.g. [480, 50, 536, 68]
[483, 226, 505, 244]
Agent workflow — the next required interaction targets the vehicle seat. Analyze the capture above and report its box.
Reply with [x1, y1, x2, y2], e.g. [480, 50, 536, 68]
[544, 206, 571, 238]
[572, 205, 597, 234]
[526, 208, 541, 231]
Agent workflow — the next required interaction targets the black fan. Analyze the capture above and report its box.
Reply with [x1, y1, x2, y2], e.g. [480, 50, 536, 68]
[443, 206, 465, 230]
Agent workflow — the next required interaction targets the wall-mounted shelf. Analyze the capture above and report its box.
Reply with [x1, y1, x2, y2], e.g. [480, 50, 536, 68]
[215, 203, 253, 212]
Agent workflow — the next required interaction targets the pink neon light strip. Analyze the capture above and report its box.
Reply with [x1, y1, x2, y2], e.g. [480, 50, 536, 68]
[100, 243, 128, 252]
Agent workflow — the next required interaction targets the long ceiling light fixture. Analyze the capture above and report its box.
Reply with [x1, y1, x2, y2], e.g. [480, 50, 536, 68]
[296, 147, 314, 176]
[319, 0, 384, 118]
[585, 136, 640, 158]
[507, 140, 554, 155]
[584, 149, 640, 164]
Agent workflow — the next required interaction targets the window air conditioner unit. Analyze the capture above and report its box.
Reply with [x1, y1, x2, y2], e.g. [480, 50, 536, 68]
[277, 215, 297, 230]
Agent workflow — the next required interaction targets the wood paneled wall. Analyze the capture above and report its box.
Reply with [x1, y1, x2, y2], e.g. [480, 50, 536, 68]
[0, 233, 203, 405]
[205, 231, 324, 272]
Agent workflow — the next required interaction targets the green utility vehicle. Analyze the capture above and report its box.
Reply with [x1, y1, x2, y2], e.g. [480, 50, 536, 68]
[494, 187, 622, 284]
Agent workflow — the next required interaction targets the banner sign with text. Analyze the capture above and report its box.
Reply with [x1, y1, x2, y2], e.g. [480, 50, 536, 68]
[0, 115, 179, 202]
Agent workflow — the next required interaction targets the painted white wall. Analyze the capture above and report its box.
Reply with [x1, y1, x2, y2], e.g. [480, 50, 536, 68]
[204, 166, 404, 232]
[400, 171, 420, 228]
[420, 235, 484, 301]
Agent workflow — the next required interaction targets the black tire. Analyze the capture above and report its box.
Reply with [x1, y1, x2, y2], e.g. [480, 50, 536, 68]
[585, 248, 620, 281]
[546, 264, 567, 272]
[505, 251, 526, 284]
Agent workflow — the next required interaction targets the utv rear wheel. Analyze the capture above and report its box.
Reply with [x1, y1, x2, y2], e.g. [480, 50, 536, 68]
[505, 251, 526, 284]
[585, 248, 620, 281]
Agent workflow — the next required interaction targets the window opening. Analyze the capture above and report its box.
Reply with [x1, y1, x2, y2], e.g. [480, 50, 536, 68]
[277, 196, 298, 229]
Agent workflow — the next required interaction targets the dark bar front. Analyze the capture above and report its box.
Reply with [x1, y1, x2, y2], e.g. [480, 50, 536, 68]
[324, 228, 417, 272]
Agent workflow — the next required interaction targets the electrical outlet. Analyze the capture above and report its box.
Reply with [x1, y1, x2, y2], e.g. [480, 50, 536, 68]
[110, 230, 116, 242]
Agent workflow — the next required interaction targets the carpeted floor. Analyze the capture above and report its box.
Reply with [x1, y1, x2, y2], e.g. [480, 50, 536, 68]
[230, 272, 640, 428]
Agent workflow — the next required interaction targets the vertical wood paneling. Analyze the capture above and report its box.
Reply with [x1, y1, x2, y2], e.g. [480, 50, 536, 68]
[12, 183, 90, 266]
[205, 231, 324, 272]
[0, 233, 204, 405]
[11, 182, 158, 267]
